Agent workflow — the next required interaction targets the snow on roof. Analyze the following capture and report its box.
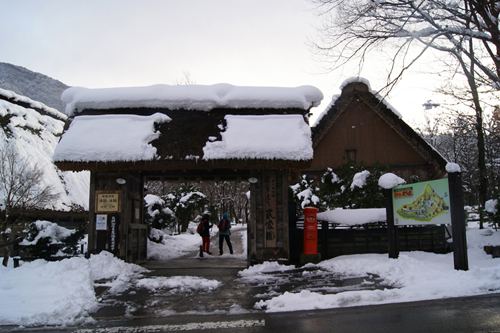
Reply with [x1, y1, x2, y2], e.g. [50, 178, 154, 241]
[202, 114, 313, 161]
[317, 208, 387, 226]
[311, 77, 402, 128]
[61, 84, 324, 117]
[0, 87, 67, 120]
[53, 113, 171, 162]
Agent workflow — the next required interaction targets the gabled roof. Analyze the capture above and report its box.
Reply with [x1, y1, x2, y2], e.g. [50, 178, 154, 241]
[312, 80, 447, 177]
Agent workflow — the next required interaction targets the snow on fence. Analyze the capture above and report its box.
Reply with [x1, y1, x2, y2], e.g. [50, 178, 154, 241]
[290, 208, 450, 263]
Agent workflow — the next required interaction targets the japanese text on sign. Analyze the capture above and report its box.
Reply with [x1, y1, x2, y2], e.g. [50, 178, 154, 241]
[394, 187, 413, 199]
[96, 191, 120, 212]
[263, 172, 277, 247]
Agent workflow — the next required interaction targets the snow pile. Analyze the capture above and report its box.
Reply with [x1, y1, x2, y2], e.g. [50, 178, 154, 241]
[147, 232, 202, 261]
[351, 170, 371, 190]
[62, 84, 324, 116]
[136, 276, 221, 293]
[0, 252, 146, 326]
[317, 208, 387, 226]
[3, 224, 500, 326]
[254, 227, 500, 312]
[0, 93, 89, 210]
[378, 173, 406, 189]
[53, 113, 171, 162]
[446, 162, 461, 173]
[203, 115, 313, 161]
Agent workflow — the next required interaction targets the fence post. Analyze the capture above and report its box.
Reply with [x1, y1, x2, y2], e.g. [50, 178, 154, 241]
[448, 171, 468, 271]
[322, 220, 329, 259]
[385, 189, 399, 258]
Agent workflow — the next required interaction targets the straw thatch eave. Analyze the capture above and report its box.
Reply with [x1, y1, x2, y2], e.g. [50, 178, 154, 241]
[54, 157, 312, 173]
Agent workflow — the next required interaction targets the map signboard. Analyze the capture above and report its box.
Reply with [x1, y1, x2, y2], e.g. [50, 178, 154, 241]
[392, 178, 451, 225]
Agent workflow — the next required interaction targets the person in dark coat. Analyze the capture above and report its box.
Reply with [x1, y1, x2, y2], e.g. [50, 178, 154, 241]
[218, 213, 233, 255]
[200, 214, 212, 255]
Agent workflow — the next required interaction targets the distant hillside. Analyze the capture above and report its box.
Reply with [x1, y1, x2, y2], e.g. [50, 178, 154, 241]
[0, 62, 68, 113]
[0, 88, 89, 211]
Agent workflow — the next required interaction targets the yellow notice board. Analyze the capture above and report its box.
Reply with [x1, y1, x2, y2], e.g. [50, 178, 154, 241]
[95, 191, 121, 213]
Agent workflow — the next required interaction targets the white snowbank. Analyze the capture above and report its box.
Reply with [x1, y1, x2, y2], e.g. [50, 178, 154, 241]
[0, 252, 146, 326]
[203, 114, 313, 161]
[61, 84, 324, 116]
[53, 113, 171, 162]
[255, 227, 500, 312]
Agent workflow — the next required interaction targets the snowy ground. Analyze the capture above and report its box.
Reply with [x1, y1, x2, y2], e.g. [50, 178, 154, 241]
[1, 222, 500, 327]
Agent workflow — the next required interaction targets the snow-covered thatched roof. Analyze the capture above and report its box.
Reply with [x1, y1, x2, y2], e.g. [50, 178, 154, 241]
[55, 84, 321, 172]
[62, 83, 324, 117]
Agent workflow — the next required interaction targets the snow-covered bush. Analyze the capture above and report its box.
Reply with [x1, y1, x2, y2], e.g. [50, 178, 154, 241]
[290, 162, 388, 215]
[485, 197, 500, 229]
[19, 220, 87, 259]
[144, 194, 176, 242]
[289, 175, 324, 216]
[163, 183, 208, 233]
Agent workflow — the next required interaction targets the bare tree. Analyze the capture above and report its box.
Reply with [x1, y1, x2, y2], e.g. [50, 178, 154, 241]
[173, 71, 196, 85]
[311, 0, 500, 227]
[0, 144, 58, 265]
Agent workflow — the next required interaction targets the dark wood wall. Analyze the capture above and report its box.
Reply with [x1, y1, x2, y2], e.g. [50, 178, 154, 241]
[310, 100, 426, 171]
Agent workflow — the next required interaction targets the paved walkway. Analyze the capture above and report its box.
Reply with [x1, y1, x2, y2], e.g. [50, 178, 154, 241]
[91, 231, 255, 320]
[91, 229, 386, 321]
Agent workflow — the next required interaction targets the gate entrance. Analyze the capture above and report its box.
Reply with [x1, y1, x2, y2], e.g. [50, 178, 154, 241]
[53, 83, 323, 265]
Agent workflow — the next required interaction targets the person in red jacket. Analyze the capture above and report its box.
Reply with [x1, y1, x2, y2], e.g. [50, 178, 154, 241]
[199, 214, 212, 255]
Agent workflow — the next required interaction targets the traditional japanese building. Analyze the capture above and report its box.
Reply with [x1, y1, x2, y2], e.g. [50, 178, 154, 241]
[304, 79, 447, 181]
[53, 83, 323, 264]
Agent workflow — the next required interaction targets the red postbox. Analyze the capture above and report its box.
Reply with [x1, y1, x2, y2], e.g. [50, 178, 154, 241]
[303, 207, 319, 255]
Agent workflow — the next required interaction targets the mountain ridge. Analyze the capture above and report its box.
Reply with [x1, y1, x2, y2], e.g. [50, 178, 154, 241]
[0, 62, 69, 113]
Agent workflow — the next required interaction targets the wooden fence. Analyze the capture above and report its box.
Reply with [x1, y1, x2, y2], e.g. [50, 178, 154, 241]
[289, 220, 451, 264]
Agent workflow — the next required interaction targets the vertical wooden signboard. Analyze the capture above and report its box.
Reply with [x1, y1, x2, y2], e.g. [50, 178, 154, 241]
[263, 171, 277, 248]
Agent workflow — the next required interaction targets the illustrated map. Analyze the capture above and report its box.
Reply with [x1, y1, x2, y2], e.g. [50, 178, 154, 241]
[396, 183, 449, 222]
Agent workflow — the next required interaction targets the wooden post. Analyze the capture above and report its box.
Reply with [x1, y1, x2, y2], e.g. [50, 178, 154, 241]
[385, 189, 399, 259]
[448, 171, 468, 271]
[322, 220, 329, 259]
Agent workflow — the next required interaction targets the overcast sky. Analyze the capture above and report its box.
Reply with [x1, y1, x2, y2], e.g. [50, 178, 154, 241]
[0, 0, 444, 124]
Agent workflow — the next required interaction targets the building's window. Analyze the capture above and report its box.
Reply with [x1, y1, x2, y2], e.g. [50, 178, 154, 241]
[346, 149, 357, 162]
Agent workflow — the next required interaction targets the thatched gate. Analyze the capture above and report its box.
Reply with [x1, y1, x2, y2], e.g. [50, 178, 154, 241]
[53, 84, 323, 265]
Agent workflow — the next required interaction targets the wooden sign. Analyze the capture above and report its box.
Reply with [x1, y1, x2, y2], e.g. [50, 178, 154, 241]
[95, 191, 121, 213]
[263, 171, 277, 248]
